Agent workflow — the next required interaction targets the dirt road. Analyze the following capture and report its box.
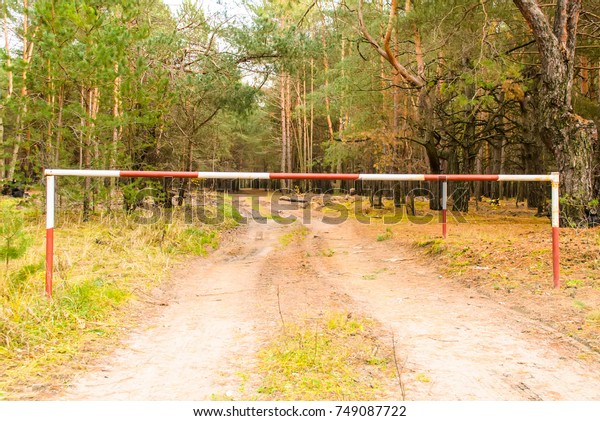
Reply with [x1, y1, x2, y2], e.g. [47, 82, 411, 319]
[58, 197, 600, 400]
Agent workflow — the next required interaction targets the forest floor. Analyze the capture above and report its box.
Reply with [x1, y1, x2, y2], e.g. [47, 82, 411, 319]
[40, 192, 600, 401]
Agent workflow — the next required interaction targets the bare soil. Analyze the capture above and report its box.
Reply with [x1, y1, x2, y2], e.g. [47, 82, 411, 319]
[56, 196, 600, 400]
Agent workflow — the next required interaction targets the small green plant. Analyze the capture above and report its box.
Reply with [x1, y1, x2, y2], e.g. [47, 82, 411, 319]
[320, 248, 335, 257]
[8, 260, 44, 292]
[217, 200, 244, 229]
[586, 309, 600, 323]
[59, 278, 130, 319]
[209, 392, 235, 401]
[565, 279, 585, 288]
[376, 228, 393, 242]
[415, 238, 447, 255]
[366, 357, 388, 366]
[415, 373, 431, 383]
[0, 202, 32, 276]
[177, 227, 219, 256]
[279, 226, 309, 247]
[326, 313, 365, 334]
[573, 300, 590, 310]
[453, 246, 470, 257]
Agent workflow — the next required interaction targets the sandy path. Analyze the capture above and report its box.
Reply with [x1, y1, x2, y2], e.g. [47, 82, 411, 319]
[59, 214, 279, 400]
[58, 198, 600, 400]
[308, 219, 600, 400]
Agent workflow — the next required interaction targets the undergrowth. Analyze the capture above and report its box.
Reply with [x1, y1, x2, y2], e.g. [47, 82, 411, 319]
[0, 195, 237, 399]
[253, 312, 396, 400]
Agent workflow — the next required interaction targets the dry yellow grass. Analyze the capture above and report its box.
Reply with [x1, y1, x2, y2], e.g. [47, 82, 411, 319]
[0, 196, 234, 400]
[363, 197, 600, 352]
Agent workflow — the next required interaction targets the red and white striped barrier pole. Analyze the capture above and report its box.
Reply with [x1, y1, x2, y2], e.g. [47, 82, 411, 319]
[44, 170, 557, 183]
[441, 176, 448, 239]
[45, 175, 55, 298]
[551, 172, 560, 289]
[43, 170, 561, 295]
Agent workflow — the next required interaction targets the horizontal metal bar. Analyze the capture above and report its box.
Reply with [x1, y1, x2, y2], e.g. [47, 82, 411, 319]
[498, 174, 554, 182]
[359, 174, 426, 181]
[270, 173, 359, 180]
[43, 170, 557, 182]
[121, 171, 199, 178]
[199, 172, 271, 179]
[45, 169, 121, 177]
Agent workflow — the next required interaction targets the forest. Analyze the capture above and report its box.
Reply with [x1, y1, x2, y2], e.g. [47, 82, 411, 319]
[0, 0, 599, 223]
[2, 1, 600, 404]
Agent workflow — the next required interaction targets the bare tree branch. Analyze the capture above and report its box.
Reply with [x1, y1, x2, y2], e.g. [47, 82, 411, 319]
[357, 0, 425, 88]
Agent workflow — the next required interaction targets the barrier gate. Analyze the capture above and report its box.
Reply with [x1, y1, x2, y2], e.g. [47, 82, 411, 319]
[43, 169, 561, 297]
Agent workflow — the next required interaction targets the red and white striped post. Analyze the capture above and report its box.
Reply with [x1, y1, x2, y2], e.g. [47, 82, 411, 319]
[441, 176, 448, 239]
[551, 172, 560, 289]
[45, 175, 55, 298]
[43, 170, 561, 296]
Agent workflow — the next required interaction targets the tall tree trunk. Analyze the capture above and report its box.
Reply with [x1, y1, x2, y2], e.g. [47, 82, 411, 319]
[8, 111, 24, 181]
[83, 87, 91, 221]
[489, 138, 503, 199]
[519, 96, 546, 211]
[3, 4, 12, 98]
[286, 74, 292, 174]
[293, 78, 303, 175]
[392, 31, 401, 138]
[580, 55, 589, 97]
[302, 67, 309, 182]
[513, 0, 599, 225]
[55, 85, 64, 166]
[110, 63, 123, 205]
[280, 72, 287, 170]
[596, 59, 600, 197]
[111, 63, 122, 170]
[7, 0, 34, 180]
[92, 87, 100, 211]
[309, 57, 314, 174]
[319, 8, 335, 143]
[1, 4, 12, 179]
[474, 147, 483, 207]
[597, 59, 600, 103]
[453, 56, 478, 213]
[523, 140, 546, 211]
[279, 68, 288, 189]
[46, 59, 55, 168]
[338, 37, 346, 141]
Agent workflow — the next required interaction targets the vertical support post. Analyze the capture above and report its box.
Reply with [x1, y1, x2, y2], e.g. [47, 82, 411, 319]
[551, 172, 560, 289]
[45, 175, 55, 298]
[441, 176, 448, 239]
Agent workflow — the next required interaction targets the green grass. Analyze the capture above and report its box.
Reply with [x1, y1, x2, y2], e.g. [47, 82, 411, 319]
[565, 279, 585, 288]
[175, 227, 219, 256]
[0, 195, 238, 399]
[586, 309, 600, 324]
[414, 238, 447, 255]
[376, 228, 393, 242]
[278, 226, 309, 247]
[573, 300, 590, 310]
[253, 312, 395, 400]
